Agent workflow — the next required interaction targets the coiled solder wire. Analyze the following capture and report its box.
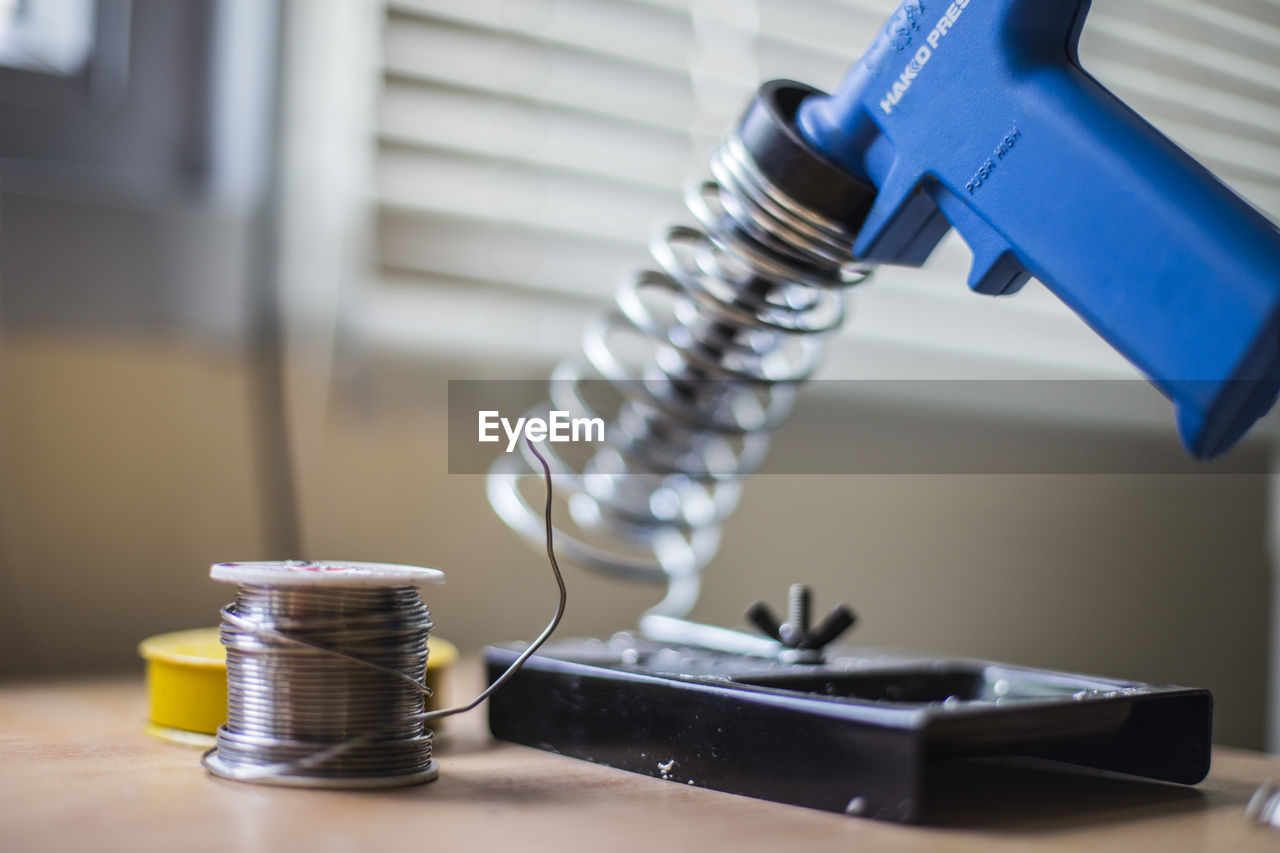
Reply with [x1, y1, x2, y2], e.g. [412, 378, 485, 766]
[211, 585, 436, 785]
[203, 440, 567, 788]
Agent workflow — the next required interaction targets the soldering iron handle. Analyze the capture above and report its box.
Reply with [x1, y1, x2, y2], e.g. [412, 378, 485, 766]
[796, 0, 1280, 459]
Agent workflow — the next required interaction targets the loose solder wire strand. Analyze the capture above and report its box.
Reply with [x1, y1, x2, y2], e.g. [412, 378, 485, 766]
[202, 438, 566, 783]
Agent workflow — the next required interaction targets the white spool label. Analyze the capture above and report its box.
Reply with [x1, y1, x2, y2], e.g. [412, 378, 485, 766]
[211, 560, 445, 587]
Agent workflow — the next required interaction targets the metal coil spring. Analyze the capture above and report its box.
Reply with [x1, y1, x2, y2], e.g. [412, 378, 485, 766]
[488, 131, 873, 627]
[209, 585, 437, 786]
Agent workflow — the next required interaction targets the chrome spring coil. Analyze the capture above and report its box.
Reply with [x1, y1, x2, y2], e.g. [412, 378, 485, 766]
[488, 127, 873, 626]
[210, 584, 436, 786]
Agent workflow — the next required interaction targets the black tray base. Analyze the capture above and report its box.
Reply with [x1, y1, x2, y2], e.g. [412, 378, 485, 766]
[484, 637, 1212, 823]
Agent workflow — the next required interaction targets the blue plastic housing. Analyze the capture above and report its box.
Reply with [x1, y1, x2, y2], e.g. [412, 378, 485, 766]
[795, 0, 1280, 459]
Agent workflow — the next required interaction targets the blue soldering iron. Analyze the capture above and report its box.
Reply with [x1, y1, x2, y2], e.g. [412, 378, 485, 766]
[489, 0, 1280, 588]
[785, 0, 1280, 459]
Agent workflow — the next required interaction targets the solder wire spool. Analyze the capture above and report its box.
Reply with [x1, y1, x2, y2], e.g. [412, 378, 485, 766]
[201, 439, 568, 789]
[202, 560, 446, 788]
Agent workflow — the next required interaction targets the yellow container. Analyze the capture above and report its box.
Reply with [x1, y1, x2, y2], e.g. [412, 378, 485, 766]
[424, 634, 460, 711]
[138, 627, 458, 746]
[138, 628, 227, 746]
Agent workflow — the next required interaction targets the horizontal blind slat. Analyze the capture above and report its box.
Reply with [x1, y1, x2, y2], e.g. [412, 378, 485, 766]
[377, 147, 685, 243]
[387, 0, 694, 73]
[378, 82, 694, 191]
[378, 208, 649, 299]
[383, 14, 698, 131]
[1080, 26, 1280, 106]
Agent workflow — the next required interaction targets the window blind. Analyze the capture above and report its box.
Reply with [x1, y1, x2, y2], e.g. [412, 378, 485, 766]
[363, 0, 1280, 376]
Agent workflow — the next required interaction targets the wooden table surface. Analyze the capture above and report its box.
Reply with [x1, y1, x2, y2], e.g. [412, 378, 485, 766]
[3, 670, 1280, 853]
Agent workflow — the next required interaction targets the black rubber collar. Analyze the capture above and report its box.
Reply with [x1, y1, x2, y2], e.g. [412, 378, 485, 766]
[735, 80, 876, 232]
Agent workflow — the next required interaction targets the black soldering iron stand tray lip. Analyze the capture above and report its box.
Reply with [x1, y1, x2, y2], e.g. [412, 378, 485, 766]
[483, 639, 1212, 824]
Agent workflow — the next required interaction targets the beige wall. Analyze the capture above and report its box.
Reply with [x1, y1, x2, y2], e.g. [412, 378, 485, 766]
[0, 333, 1269, 750]
[0, 335, 267, 672]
